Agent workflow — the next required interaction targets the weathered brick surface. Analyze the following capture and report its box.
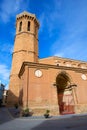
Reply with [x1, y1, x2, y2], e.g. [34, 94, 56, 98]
[8, 11, 87, 115]
[8, 11, 39, 105]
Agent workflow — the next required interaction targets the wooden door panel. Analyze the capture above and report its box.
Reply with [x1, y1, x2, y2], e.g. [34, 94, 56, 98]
[58, 91, 75, 115]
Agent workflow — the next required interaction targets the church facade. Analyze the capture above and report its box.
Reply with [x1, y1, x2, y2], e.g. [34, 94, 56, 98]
[8, 11, 87, 115]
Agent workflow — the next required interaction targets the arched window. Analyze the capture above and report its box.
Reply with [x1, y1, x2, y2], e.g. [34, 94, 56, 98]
[19, 21, 22, 32]
[27, 21, 30, 31]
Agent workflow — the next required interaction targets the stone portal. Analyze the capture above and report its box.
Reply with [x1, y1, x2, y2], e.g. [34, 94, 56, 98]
[56, 71, 75, 114]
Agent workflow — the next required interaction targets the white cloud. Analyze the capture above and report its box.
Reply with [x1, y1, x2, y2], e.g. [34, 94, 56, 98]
[46, 1, 61, 34]
[54, 52, 64, 57]
[38, 0, 62, 36]
[52, 38, 87, 61]
[39, 13, 45, 33]
[49, 0, 87, 61]
[0, 0, 19, 22]
[0, 64, 10, 81]
[0, 43, 13, 54]
[0, 0, 30, 23]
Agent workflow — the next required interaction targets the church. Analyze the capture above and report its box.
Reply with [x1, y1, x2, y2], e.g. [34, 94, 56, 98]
[7, 11, 87, 115]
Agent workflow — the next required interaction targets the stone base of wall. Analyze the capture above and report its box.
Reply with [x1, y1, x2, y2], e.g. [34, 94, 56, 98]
[75, 104, 87, 114]
[30, 104, 87, 116]
[29, 106, 59, 116]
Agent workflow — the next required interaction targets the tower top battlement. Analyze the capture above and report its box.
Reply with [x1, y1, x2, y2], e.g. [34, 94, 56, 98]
[16, 11, 35, 18]
[16, 11, 39, 28]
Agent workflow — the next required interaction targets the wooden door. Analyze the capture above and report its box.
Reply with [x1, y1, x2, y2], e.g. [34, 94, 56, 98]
[58, 90, 75, 115]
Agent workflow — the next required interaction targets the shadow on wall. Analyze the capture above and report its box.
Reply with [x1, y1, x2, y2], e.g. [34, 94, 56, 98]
[0, 90, 23, 124]
[0, 90, 21, 125]
[0, 90, 19, 125]
[7, 89, 23, 107]
[19, 88, 23, 106]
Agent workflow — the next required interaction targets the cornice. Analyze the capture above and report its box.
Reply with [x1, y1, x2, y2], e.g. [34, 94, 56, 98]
[18, 61, 87, 77]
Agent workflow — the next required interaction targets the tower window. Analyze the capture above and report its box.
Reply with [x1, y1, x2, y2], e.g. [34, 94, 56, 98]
[27, 21, 30, 31]
[19, 21, 22, 32]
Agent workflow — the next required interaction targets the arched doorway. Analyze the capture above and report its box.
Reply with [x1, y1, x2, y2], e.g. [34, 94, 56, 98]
[56, 71, 75, 115]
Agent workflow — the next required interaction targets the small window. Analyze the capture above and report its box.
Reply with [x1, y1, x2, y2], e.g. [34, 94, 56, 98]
[19, 21, 22, 32]
[27, 21, 30, 31]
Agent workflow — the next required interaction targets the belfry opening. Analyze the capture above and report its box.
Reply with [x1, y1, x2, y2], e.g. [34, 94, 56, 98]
[56, 71, 75, 115]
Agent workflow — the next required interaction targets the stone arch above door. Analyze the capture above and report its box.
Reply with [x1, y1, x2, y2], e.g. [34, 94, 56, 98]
[56, 71, 72, 93]
[56, 71, 75, 115]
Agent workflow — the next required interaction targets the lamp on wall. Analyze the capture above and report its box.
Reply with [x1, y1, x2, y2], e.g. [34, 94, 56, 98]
[70, 83, 77, 88]
[52, 82, 77, 90]
[52, 82, 56, 87]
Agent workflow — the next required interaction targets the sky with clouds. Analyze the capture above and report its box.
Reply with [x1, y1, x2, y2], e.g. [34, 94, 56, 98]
[0, 0, 87, 89]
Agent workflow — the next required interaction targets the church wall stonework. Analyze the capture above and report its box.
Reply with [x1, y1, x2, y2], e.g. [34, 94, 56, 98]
[8, 11, 87, 115]
[18, 62, 87, 115]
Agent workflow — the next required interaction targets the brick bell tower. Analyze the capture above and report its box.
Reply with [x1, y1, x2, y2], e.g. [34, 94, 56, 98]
[8, 11, 39, 105]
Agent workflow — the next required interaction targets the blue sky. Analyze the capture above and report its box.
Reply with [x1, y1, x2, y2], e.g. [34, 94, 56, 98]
[0, 0, 87, 89]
